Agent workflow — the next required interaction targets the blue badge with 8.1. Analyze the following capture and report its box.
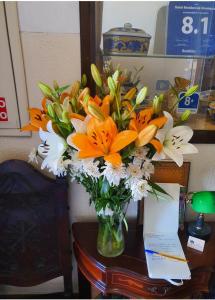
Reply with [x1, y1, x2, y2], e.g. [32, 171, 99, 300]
[166, 1, 215, 56]
[178, 92, 199, 113]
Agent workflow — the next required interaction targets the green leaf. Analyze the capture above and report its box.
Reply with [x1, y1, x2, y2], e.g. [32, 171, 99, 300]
[100, 178, 110, 195]
[56, 85, 70, 94]
[184, 85, 198, 97]
[149, 181, 173, 199]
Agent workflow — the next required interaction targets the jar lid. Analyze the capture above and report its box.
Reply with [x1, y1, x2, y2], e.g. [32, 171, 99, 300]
[103, 23, 151, 38]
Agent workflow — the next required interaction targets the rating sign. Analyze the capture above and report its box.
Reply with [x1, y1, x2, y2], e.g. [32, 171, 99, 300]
[0, 97, 8, 121]
[178, 92, 199, 113]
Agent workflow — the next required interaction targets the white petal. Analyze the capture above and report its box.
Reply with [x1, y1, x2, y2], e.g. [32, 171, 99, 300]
[152, 151, 166, 161]
[163, 111, 174, 131]
[47, 120, 55, 133]
[167, 126, 193, 143]
[39, 128, 49, 142]
[180, 143, 198, 154]
[71, 118, 87, 133]
[163, 146, 183, 167]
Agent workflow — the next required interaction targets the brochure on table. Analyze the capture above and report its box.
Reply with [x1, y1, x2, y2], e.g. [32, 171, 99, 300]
[143, 183, 191, 282]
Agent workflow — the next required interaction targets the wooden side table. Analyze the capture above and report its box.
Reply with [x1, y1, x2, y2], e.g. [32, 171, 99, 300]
[72, 222, 215, 299]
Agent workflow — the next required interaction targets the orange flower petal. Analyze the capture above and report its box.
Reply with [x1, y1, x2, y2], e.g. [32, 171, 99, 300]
[104, 153, 122, 167]
[60, 92, 70, 103]
[136, 125, 157, 147]
[41, 97, 48, 113]
[150, 138, 163, 153]
[149, 116, 167, 129]
[100, 95, 110, 117]
[94, 95, 102, 105]
[21, 124, 38, 132]
[70, 113, 85, 121]
[110, 130, 137, 153]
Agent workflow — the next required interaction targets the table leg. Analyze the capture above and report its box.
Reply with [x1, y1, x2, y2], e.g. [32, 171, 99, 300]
[78, 268, 91, 299]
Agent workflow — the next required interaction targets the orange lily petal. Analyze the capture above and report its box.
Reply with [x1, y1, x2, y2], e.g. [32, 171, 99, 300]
[94, 95, 102, 105]
[70, 113, 85, 121]
[149, 116, 167, 129]
[110, 130, 137, 153]
[72, 133, 104, 158]
[136, 125, 157, 147]
[60, 93, 70, 103]
[21, 124, 38, 132]
[41, 97, 48, 113]
[104, 153, 122, 167]
[150, 138, 163, 153]
[100, 95, 110, 117]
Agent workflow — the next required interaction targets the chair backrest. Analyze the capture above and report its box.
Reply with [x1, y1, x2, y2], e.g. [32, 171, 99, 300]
[137, 161, 190, 225]
[0, 159, 72, 294]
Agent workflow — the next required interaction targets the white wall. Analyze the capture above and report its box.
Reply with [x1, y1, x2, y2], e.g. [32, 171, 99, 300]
[1, 0, 215, 295]
[0, 1, 80, 295]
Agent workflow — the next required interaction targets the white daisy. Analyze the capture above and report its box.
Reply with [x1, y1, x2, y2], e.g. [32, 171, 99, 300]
[102, 162, 127, 186]
[82, 159, 101, 178]
[28, 148, 38, 164]
[130, 179, 151, 202]
[142, 159, 154, 180]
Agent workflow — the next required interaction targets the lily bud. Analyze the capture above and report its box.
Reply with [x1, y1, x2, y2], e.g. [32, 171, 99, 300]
[70, 97, 77, 111]
[136, 124, 157, 147]
[47, 104, 56, 119]
[38, 82, 53, 99]
[53, 80, 59, 91]
[88, 103, 105, 121]
[184, 85, 198, 97]
[62, 111, 70, 124]
[83, 94, 90, 106]
[70, 81, 80, 97]
[81, 74, 87, 87]
[153, 94, 164, 114]
[78, 87, 90, 102]
[111, 111, 117, 121]
[136, 87, 148, 105]
[63, 98, 72, 114]
[181, 109, 191, 121]
[124, 87, 137, 100]
[112, 70, 119, 84]
[91, 64, 102, 87]
[53, 102, 63, 119]
[108, 76, 116, 94]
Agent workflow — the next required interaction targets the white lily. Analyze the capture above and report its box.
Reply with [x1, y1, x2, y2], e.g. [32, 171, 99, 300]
[66, 115, 90, 148]
[152, 111, 198, 167]
[38, 121, 67, 175]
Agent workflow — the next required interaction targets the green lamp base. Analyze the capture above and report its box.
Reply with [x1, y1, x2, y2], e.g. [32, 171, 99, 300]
[188, 213, 211, 241]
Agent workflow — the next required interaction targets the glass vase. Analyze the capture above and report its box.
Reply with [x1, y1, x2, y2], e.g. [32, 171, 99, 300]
[97, 214, 125, 258]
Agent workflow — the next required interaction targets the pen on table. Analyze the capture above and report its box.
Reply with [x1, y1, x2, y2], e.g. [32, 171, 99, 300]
[145, 249, 188, 262]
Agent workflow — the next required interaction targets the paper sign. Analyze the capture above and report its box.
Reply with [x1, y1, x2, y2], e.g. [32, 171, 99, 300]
[166, 1, 215, 56]
[0, 97, 8, 121]
[187, 235, 205, 252]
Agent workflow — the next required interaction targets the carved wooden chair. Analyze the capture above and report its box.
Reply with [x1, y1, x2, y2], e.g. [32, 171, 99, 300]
[137, 161, 190, 225]
[0, 159, 72, 297]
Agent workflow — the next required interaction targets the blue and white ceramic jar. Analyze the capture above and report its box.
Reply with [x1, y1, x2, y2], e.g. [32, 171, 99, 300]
[103, 23, 151, 56]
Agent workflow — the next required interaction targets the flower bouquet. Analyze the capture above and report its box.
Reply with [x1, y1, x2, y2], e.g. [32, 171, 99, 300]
[23, 65, 198, 257]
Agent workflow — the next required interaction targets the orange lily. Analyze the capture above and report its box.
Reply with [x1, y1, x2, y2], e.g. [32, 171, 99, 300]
[21, 108, 49, 132]
[70, 116, 137, 167]
[82, 95, 111, 118]
[129, 108, 167, 152]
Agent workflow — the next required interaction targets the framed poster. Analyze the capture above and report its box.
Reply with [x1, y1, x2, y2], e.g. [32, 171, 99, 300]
[166, 1, 215, 57]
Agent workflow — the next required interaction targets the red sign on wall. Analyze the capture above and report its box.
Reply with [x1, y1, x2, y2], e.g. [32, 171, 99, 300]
[0, 97, 8, 121]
